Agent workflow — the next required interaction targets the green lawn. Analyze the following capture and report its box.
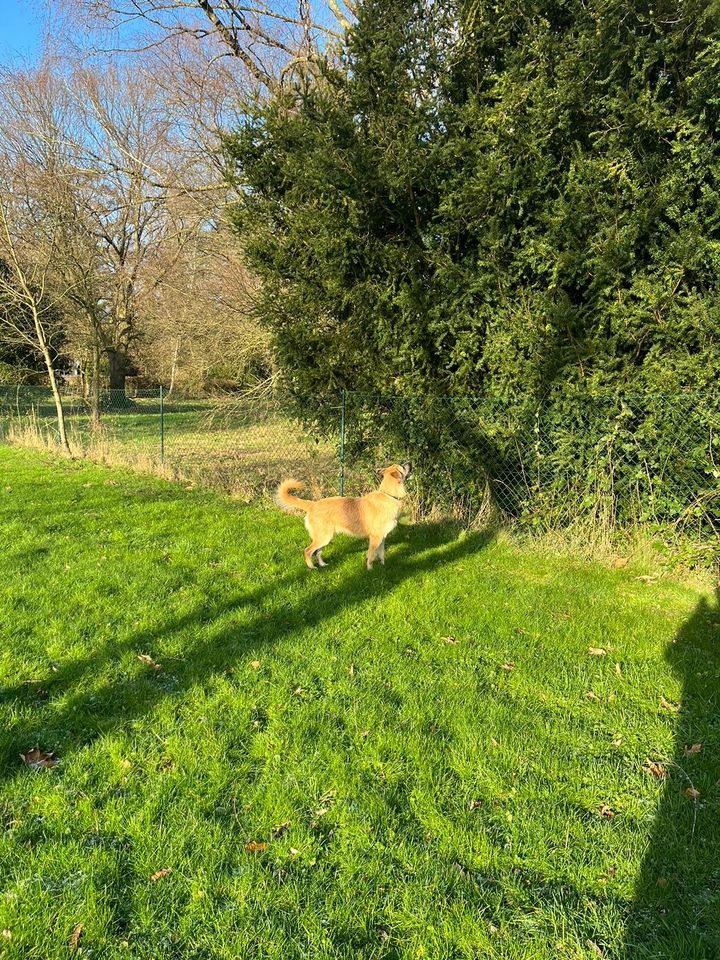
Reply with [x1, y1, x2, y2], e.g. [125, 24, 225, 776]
[0, 446, 718, 960]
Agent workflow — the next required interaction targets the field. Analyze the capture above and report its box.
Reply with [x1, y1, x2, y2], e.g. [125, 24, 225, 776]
[0, 445, 718, 959]
[0, 392, 340, 499]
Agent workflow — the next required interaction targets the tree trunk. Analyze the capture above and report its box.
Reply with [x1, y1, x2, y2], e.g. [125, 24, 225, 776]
[32, 307, 71, 455]
[167, 339, 180, 399]
[107, 346, 128, 392]
[90, 334, 101, 426]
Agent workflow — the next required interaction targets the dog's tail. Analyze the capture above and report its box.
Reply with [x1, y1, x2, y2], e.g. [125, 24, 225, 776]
[276, 479, 313, 513]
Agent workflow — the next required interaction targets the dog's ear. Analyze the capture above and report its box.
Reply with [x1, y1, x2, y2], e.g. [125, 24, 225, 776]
[389, 467, 403, 481]
[375, 466, 386, 479]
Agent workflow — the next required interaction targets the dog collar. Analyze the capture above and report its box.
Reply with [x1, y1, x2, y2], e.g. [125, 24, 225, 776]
[382, 492, 403, 502]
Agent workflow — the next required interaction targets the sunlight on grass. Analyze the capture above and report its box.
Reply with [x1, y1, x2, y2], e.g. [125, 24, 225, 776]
[0, 446, 717, 959]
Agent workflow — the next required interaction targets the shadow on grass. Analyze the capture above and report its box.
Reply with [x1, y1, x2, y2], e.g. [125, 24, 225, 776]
[621, 586, 720, 959]
[2, 520, 491, 782]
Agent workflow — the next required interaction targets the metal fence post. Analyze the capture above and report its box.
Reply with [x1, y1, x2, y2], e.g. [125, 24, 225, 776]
[160, 385, 165, 464]
[339, 389, 347, 496]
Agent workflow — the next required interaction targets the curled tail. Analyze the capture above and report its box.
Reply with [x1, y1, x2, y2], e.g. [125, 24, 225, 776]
[276, 479, 313, 513]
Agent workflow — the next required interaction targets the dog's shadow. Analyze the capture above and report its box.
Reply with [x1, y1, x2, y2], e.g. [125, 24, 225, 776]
[2, 518, 491, 783]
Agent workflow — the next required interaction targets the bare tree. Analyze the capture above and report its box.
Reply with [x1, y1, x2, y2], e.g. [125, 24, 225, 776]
[0, 198, 72, 454]
[50, 0, 353, 93]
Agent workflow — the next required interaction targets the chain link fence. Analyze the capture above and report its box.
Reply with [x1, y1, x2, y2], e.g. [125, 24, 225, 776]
[1, 385, 718, 563]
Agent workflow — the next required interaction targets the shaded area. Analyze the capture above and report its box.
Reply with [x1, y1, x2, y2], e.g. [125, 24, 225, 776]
[621, 587, 720, 959]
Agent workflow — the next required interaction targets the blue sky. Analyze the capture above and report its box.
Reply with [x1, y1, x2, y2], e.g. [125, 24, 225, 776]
[0, 0, 43, 66]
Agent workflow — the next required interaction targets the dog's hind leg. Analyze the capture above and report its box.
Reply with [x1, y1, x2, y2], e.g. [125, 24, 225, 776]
[315, 550, 327, 567]
[304, 535, 332, 570]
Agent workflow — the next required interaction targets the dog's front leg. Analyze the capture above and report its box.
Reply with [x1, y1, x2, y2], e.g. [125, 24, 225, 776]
[367, 536, 381, 570]
[377, 538, 386, 565]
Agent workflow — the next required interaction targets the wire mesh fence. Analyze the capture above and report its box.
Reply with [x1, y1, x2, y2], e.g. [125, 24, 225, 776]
[1, 385, 718, 562]
[0, 386, 339, 500]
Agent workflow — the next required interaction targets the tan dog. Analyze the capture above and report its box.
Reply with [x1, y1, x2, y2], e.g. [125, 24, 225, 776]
[276, 463, 412, 570]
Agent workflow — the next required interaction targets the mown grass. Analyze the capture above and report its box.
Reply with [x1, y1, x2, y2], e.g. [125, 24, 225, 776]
[0, 445, 718, 960]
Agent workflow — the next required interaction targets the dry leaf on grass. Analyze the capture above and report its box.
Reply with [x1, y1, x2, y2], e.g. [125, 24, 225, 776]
[137, 654, 162, 671]
[588, 647, 607, 656]
[249, 660, 261, 670]
[245, 841, 268, 854]
[271, 821, 291, 839]
[599, 804, 615, 819]
[643, 762, 666, 779]
[684, 743, 702, 757]
[69, 923, 84, 952]
[612, 557, 630, 569]
[442, 636, 459, 645]
[20, 747, 58, 770]
[615, 663, 622, 677]
[2, 930, 11, 940]
[685, 787, 701, 801]
[150, 868, 172, 882]
[501, 661, 515, 671]
[660, 696, 680, 712]
[586, 691, 600, 702]
[635, 575, 659, 583]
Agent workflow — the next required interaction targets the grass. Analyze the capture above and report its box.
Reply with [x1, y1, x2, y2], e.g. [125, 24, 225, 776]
[0, 445, 718, 960]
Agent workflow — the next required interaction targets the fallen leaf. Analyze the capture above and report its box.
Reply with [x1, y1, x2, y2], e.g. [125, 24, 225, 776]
[615, 663, 622, 677]
[249, 660, 261, 670]
[245, 841, 268, 854]
[348, 663, 355, 676]
[588, 647, 607, 656]
[150, 868, 172, 882]
[684, 743, 702, 757]
[606, 866, 617, 877]
[501, 661, 515, 671]
[271, 821, 291, 839]
[612, 557, 630, 569]
[69, 923, 84, 952]
[137, 654, 162, 671]
[2, 930, 11, 940]
[586, 691, 600, 701]
[635, 574, 659, 583]
[490, 737, 499, 747]
[643, 762, 666, 779]
[20, 747, 59, 770]
[660, 696, 680, 712]
[288, 847, 300, 856]
[293, 686, 305, 696]
[442, 636, 459, 645]
[599, 804, 614, 819]
[685, 787, 701, 801]
[468, 799, 482, 810]
[612, 736, 623, 747]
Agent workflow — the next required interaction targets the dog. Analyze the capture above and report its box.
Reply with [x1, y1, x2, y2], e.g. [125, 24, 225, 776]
[276, 463, 412, 570]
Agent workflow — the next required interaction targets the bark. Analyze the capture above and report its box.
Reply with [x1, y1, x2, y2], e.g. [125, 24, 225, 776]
[107, 346, 129, 392]
[32, 305, 71, 455]
[90, 333, 101, 425]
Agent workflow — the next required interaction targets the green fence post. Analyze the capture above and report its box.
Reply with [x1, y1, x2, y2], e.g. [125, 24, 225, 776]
[339, 389, 347, 496]
[160, 385, 165, 464]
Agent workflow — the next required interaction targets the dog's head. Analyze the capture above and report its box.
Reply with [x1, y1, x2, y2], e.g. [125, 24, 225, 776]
[378, 462, 412, 498]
